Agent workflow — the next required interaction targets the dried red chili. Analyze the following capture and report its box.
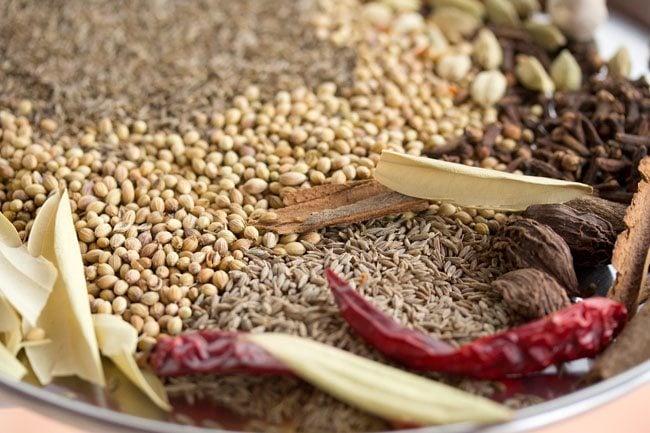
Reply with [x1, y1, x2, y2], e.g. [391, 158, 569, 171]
[149, 330, 291, 377]
[325, 269, 627, 379]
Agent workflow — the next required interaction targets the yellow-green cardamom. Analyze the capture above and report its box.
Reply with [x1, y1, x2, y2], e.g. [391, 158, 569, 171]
[524, 20, 567, 52]
[430, 0, 486, 19]
[431, 7, 482, 42]
[515, 55, 555, 94]
[471, 70, 508, 107]
[550, 49, 582, 91]
[608, 47, 631, 79]
[507, 0, 540, 19]
[473, 28, 503, 70]
[436, 53, 472, 82]
[485, 0, 521, 27]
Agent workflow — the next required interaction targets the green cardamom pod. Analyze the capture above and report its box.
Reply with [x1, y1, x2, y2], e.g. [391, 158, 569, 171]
[550, 49, 582, 91]
[473, 28, 503, 70]
[507, 0, 541, 19]
[430, 0, 486, 19]
[436, 53, 472, 82]
[515, 55, 555, 94]
[485, 0, 521, 27]
[608, 47, 631, 79]
[431, 7, 481, 42]
[524, 20, 567, 52]
[471, 70, 508, 107]
[426, 25, 450, 60]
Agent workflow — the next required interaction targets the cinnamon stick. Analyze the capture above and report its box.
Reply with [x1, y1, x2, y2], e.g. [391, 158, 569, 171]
[607, 157, 650, 318]
[250, 180, 429, 234]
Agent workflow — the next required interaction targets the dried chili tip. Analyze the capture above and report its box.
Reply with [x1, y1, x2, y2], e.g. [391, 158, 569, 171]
[149, 331, 291, 377]
[326, 269, 627, 379]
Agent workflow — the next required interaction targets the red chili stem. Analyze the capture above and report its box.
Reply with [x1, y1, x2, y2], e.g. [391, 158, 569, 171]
[325, 269, 627, 379]
[149, 331, 291, 377]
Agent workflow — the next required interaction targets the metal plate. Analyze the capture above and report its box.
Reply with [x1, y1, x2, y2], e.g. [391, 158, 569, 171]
[2, 359, 650, 433]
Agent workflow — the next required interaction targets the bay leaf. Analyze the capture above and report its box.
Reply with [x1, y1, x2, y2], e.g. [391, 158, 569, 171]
[0, 340, 26, 381]
[0, 242, 57, 326]
[374, 150, 592, 211]
[0, 293, 21, 355]
[247, 333, 512, 425]
[24, 189, 105, 386]
[0, 213, 21, 247]
[93, 314, 171, 411]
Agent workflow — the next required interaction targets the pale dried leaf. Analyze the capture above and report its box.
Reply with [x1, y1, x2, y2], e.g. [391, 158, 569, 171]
[375, 150, 592, 211]
[0, 294, 21, 355]
[24, 189, 105, 386]
[0, 340, 26, 381]
[247, 333, 512, 425]
[0, 243, 57, 326]
[93, 314, 171, 411]
[0, 213, 21, 247]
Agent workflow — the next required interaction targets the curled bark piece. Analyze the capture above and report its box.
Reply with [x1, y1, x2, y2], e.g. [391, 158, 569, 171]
[588, 302, 650, 382]
[492, 268, 571, 320]
[607, 157, 650, 318]
[250, 180, 428, 235]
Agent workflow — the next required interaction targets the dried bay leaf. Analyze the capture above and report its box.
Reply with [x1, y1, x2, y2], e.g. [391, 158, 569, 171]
[247, 333, 512, 425]
[0, 242, 57, 326]
[374, 150, 592, 211]
[0, 294, 21, 355]
[24, 189, 105, 386]
[0, 213, 21, 247]
[0, 340, 26, 381]
[93, 314, 171, 411]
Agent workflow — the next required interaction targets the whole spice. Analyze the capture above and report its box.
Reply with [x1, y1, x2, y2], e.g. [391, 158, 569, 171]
[375, 151, 592, 211]
[523, 203, 616, 267]
[250, 180, 428, 234]
[473, 28, 503, 70]
[471, 71, 508, 107]
[515, 55, 555, 94]
[524, 21, 567, 52]
[150, 332, 513, 425]
[326, 270, 627, 379]
[436, 53, 472, 82]
[607, 158, 650, 317]
[485, 0, 521, 27]
[492, 268, 571, 320]
[547, 0, 608, 41]
[608, 47, 632, 79]
[550, 49, 582, 91]
[588, 302, 650, 382]
[565, 195, 627, 233]
[494, 218, 580, 296]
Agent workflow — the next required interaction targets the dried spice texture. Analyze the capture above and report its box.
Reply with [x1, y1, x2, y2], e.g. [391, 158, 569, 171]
[565, 195, 627, 233]
[169, 211, 517, 431]
[0, 0, 355, 128]
[607, 158, 650, 317]
[492, 268, 571, 319]
[250, 180, 428, 234]
[494, 218, 580, 296]
[523, 203, 616, 267]
[588, 302, 650, 382]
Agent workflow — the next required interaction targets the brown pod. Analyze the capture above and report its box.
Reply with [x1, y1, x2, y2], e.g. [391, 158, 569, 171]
[492, 268, 572, 320]
[523, 203, 616, 267]
[494, 218, 580, 296]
